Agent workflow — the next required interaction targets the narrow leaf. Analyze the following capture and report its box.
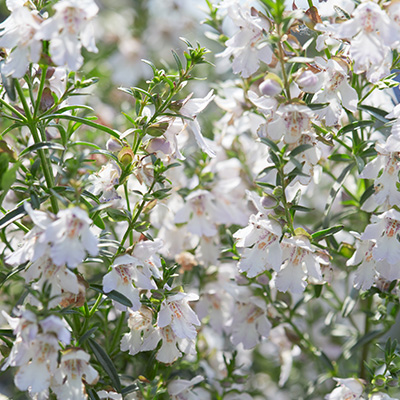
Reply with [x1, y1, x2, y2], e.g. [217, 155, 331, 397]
[19, 142, 65, 156]
[88, 338, 122, 392]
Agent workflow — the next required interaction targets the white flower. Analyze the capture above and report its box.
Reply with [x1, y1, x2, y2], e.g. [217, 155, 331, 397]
[361, 209, 400, 264]
[301, 57, 358, 126]
[102, 258, 141, 311]
[274, 236, 329, 294]
[120, 306, 156, 356]
[217, 4, 273, 78]
[36, 0, 99, 70]
[14, 334, 60, 395]
[51, 349, 99, 400]
[348, 234, 400, 291]
[168, 375, 204, 400]
[325, 377, 364, 400]
[163, 90, 216, 158]
[0, 4, 42, 78]
[154, 326, 196, 364]
[266, 104, 314, 144]
[360, 142, 400, 210]
[23, 254, 80, 308]
[157, 291, 201, 340]
[2, 310, 70, 397]
[234, 213, 282, 278]
[317, 2, 398, 82]
[88, 161, 122, 203]
[44, 206, 99, 268]
[6, 203, 53, 267]
[174, 190, 218, 237]
[230, 296, 271, 350]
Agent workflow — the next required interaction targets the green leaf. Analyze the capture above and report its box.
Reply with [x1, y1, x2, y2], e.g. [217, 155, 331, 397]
[260, 137, 280, 153]
[328, 153, 352, 162]
[40, 114, 120, 139]
[88, 338, 122, 392]
[171, 49, 183, 72]
[55, 105, 94, 114]
[338, 120, 374, 135]
[290, 205, 314, 212]
[106, 208, 130, 222]
[69, 141, 101, 150]
[289, 144, 313, 157]
[323, 163, 354, 227]
[79, 327, 98, 344]
[342, 288, 359, 318]
[121, 384, 139, 395]
[349, 330, 382, 354]
[87, 388, 101, 400]
[360, 184, 375, 206]
[312, 225, 344, 241]
[90, 284, 133, 308]
[19, 142, 65, 156]
[307, 103, 329, 110]
[0, 61, 16, 101]
[358, 104, 389, 123]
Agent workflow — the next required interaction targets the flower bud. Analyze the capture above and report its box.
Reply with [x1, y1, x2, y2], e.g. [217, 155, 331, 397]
[118, 146, 134, 167]
[146, 122, 169, 137]
[261, 194, 278, 209]
[106, 138, 122, 152]
[297, 70, 319, 89]
[259, 79, 282, 96]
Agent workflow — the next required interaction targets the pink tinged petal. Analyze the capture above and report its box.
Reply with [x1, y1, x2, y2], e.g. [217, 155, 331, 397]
[267, 118, 285, 141]
[373, 237, 400, 264]
[189, 119, 216, 158]
[304, 253, 322, 280]
[256, 315, 272, 338]
[354, 260, 376, 290]
[80, 227, 99, 256]
[80, 22, 98, 53]
[238, 246, 269, 278]
[360, 156, 384, 179]
[82, 364, 99, 385]
[156, 341, 181, 364]
[339, 80, 358, 112]
[376, 261, 400, 281]
[275, 263, 307, 294]
[174, 205, 191, 224]
[15, 362, 51, 393]
[232, 321, 259, 349]
[268, 240, 283, 272]
[57, 267, 79, 294]
[157, 304, 172, 328]
[181, 90, 214, 116]
[51, 239, 85, 267]
[141, 329, 161, 351]
[171, 316, 197, 340]
[361, 221, 384, 241]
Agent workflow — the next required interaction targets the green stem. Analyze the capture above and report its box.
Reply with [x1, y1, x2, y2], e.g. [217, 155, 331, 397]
[33, 65, 48, 119]
[278, 166, 295, 235]
[0, 97, 28, 122]
[15, 79, 59, 214]
[115, 179, 157, 259]
[277, 25, 291, 101]
[360, 296, 373, 378]
[124, 182, 134, 246]
[307, 0, 314, 8]
[89, 293, 104, 317]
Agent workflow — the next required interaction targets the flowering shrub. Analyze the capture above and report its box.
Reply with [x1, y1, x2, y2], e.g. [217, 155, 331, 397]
[1, 0, 400, 399]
